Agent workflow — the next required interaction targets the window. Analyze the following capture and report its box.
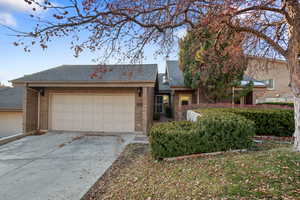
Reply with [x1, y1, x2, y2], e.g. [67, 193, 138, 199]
[156, 95, 163, 104]
[262, 79, 275, 89]
[179, 95, 191, 106]
[155, 95, 164, 113]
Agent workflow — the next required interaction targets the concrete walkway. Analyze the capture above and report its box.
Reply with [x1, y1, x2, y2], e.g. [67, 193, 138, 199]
[0, 132, 135, 200]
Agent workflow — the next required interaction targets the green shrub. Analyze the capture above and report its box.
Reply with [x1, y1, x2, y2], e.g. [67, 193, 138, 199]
[149, 114, 255, 159]
[197, 108, 295, 137]
[257, 102, 294, 108]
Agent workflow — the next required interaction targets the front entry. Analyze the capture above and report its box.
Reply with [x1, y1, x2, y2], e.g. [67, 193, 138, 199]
[155, 95, 170, 113]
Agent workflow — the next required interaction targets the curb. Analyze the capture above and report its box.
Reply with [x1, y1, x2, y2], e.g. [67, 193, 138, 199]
[0, 133, 29, 146]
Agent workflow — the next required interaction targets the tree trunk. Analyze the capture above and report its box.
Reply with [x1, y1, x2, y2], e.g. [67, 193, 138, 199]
[288, 57, 300, 152]
[289, 54, 300, 152]
[294, 96, 300, 151]
[286, 0, 300, 152]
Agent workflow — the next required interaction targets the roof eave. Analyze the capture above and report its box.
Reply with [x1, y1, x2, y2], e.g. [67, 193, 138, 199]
[170, 86, 194, 91]
[0, 108, 23, 112]
[12, 80, 156, 83]
[12, 81, 157, 88]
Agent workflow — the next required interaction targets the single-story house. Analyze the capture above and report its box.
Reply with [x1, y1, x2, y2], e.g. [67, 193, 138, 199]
[8, 61, 265, 135]
[12, 64, 157, 134]
[0, 87, 23, 137]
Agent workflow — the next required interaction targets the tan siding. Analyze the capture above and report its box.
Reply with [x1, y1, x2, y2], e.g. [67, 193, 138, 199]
[246, 58, 292, 102]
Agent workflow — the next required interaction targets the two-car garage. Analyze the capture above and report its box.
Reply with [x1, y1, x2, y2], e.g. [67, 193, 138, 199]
[12, 64, 157, 134]
[50, 93, 135, 132]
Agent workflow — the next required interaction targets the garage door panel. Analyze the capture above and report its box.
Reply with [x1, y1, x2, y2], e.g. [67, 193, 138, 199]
[51, 94, 134, 132]
[0, 112, 23, 137]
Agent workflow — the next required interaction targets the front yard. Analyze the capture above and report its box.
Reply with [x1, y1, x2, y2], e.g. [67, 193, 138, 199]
[83, 140, 300, 200]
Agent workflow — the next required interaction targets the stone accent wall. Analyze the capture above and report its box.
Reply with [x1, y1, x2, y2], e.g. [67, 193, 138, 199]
[38, 87, 149, 133]
[23, 87, 38, 133]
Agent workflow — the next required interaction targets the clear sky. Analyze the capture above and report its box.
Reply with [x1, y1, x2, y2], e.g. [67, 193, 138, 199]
[0, 0, 182, 86]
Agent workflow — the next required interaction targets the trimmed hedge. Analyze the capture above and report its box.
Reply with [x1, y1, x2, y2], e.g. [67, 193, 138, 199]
[257, 102, 294, 108]
[197, 108, 294, 137]
[149, 113, 255, 159]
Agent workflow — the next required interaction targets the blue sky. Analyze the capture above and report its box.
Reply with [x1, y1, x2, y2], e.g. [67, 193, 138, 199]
[0, 0, 182, 86]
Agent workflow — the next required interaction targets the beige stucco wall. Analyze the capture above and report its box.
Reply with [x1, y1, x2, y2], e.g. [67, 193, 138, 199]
[246, 58, 293, 103]
[38, 87, 153, 134]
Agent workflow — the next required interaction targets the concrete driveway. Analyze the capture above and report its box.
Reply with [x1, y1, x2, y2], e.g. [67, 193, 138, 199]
[0, 132, 135, 200]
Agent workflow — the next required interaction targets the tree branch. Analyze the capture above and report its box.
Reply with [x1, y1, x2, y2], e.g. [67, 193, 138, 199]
[235, 5, 293, 24]
[227, 23, 287, 57]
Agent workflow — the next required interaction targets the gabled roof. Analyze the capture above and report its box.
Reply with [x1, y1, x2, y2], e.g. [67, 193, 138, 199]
[12, 64, 158, 83]
[0, 87, 24, 111]
[166, 60, 266, 89]
[166, 60, 185, 88]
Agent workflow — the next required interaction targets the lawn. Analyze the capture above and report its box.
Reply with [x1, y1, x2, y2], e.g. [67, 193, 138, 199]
[83, 141, 300, 200]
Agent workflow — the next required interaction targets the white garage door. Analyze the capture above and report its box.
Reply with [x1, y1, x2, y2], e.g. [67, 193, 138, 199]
[0, 112, 23, 137]
[51, 94, 135, 132]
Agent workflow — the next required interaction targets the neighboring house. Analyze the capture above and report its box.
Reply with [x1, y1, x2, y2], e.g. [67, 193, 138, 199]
[0, 87, 23, 137]
[246, 57, 293, 103]
[11, 64, 157, 134]
[155, 61, 266, 119]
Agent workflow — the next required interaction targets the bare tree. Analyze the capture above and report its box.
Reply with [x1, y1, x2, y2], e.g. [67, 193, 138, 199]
[5, 0, 300, 151]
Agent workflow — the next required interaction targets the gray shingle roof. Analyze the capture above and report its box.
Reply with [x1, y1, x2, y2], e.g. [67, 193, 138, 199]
[12, 64, 158, 83]
[166, 60, 185, 88]
[0, 87, 24, 110]
[158, 73, 171, 92]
